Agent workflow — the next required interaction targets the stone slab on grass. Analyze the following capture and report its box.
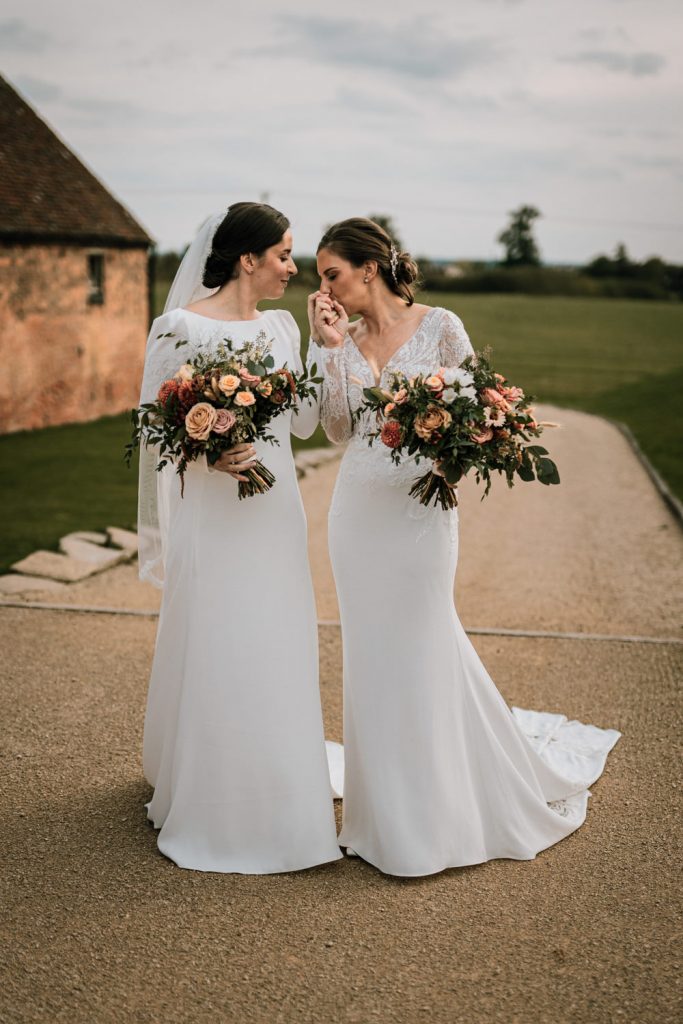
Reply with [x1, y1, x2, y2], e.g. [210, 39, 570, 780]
[59, 536, 129, 568]
[106, 527, 138, 555]
[0, 574, 69, 596]
[11, 551, 108, 583]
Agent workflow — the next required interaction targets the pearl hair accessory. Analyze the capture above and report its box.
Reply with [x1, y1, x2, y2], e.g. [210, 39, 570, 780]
[390, 244, 399, 285]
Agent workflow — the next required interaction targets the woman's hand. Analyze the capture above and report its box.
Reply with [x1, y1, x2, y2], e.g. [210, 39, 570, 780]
[212, 443, 257, 481]
[308, 291, 349, 349]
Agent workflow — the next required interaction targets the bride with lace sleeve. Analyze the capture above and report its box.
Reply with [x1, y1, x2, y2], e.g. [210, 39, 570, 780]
[307, 217, 620, 877]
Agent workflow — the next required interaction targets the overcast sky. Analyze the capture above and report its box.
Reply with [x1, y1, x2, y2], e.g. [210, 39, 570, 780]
[2, 0, 682, 262]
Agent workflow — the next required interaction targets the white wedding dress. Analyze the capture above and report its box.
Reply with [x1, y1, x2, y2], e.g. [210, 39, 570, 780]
[310, 306, 621, 877]
[141, 306, 342, 873]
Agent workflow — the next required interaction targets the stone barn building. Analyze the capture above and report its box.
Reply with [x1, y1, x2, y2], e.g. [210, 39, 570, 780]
[0, 74, 153, 434]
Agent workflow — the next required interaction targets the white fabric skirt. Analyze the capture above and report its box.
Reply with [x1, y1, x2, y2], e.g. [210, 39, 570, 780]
[328, 458, 620, 877]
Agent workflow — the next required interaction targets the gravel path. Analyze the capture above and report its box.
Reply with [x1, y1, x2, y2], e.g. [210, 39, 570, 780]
[1, 406, 681, 1024]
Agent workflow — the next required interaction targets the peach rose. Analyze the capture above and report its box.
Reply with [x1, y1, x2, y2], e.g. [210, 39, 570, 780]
[384, 402, 396, 416]
[393, 388, 408, 404]
[481, 387, 510, 411]
[257, 380, 273, 397]
[174, 364, 194, 382]
[471, 425, 494, 444]
[425, 375, 444, 393]
[234, 390, 256, 407]
[218, 374, 240, 396]
[239, 368, 261, 386]
[212, 409, 237, 435]
[414, 404, 452, 440]
[185, 402, 217, 440]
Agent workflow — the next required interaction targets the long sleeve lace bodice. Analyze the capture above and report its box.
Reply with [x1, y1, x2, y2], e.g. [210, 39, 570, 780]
[309, 306, 475, 489]
[310, 306, 474, 442]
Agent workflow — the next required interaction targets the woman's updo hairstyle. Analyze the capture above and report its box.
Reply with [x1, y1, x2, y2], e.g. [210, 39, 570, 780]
[317, 217, 420, 305]
[202, 202, 290, 289]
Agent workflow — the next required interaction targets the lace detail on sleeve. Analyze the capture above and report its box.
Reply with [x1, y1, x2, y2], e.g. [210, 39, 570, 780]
[437, 309, 475, 368]
[307, 339, 353, 445]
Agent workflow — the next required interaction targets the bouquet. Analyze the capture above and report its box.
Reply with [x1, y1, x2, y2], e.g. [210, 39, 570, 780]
[357, 350, 559, 510]
[125, 329, 320, 498]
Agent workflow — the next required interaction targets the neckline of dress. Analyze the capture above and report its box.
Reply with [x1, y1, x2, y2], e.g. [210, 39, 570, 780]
[178, 307, 271, 325]
[346, 306, 440, 385]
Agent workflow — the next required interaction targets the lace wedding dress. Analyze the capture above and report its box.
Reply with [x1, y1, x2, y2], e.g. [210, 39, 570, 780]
[310, 306, 620, 877]
[141, 307, 342, 873]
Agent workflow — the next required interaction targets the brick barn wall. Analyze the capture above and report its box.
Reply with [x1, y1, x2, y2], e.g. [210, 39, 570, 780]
[0, 243, 149, 433]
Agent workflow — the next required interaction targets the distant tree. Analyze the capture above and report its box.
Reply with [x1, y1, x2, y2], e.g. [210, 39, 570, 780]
[613, 243, 633, 276]
[497, 205, 542, 267]
[367, 213, 403, 249]
[155, 250, 185, 281]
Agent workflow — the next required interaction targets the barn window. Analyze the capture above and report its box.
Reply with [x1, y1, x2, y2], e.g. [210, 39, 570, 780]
[87, 253, 105, 305]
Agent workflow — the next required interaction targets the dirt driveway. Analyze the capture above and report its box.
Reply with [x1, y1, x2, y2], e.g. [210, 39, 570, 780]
[1, 406, 681, 1023]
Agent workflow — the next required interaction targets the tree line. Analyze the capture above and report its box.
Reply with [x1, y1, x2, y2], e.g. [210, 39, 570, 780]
[153, 206, 682, 301]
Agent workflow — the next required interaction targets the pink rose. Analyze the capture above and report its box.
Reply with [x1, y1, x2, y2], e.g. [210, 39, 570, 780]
[393, 388, 408, 404]
[471, 425, 494, 444]
[234, 390, 256, 407]
[425, 375, 443, 393]
[481, 388, 510, 411]
[239, 368, 261, 386]
[500, 385, 524, 402]
[185, 402, 218, 440]
[212, 409, 237, 435]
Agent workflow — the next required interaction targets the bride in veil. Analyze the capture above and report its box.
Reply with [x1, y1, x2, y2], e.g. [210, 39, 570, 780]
[137, 202, 342, 873]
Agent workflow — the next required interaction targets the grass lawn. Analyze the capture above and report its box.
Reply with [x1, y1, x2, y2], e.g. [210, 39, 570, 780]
[1, 288, 681, 573]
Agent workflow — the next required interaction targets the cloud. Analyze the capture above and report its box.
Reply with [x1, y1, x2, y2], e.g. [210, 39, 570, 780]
[67, 96, 142, 119]
[269, 15, 501, 81]
[562, 49, 665, 76]
[0, 17, 49, 52]
[12, 74, 62, 103]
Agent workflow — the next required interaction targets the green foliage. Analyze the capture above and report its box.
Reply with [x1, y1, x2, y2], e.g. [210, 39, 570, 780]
[1, 288, 680, 572]
[497, 205, 542, 267]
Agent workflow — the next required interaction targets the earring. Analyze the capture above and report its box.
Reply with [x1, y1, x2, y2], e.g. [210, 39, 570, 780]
[363, 276, 369, 283]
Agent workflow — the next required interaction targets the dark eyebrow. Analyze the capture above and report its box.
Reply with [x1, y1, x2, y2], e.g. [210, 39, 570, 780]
[322, 267, 338, 274]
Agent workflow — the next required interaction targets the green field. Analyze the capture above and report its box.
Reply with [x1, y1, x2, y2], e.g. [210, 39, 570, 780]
[1, 289, 681, 573]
